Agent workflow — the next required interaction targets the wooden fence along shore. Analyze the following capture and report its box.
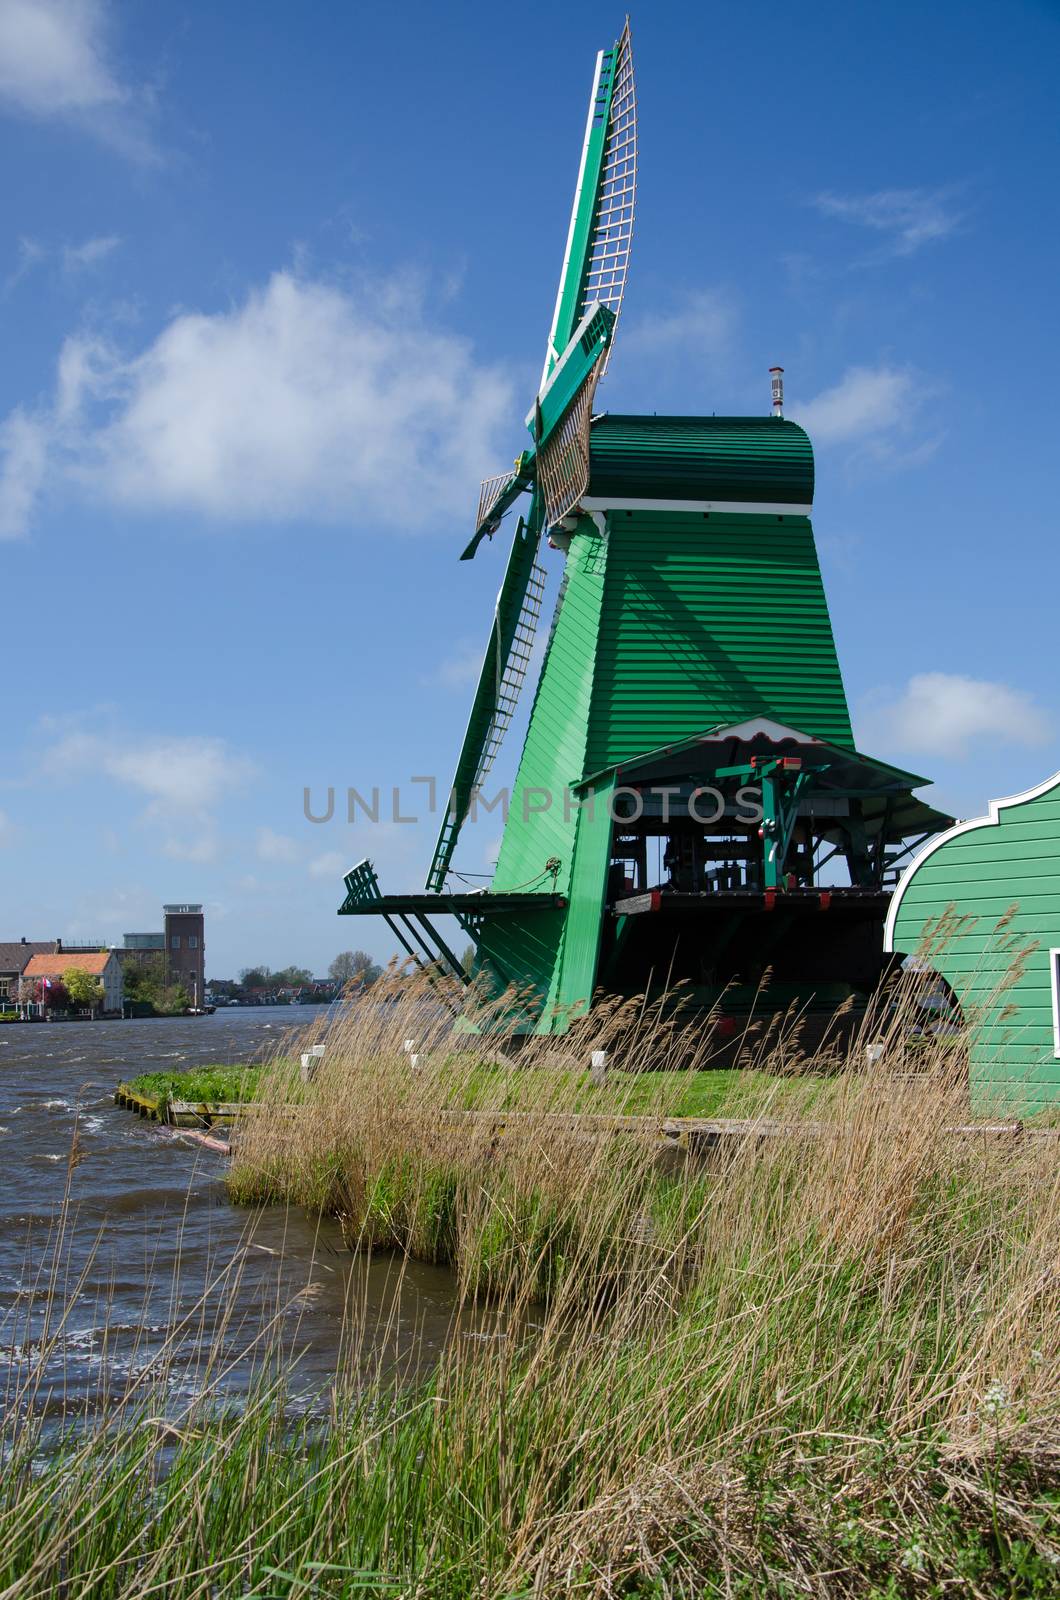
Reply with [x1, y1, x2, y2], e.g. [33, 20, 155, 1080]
[114, 1080, 1058, 1166]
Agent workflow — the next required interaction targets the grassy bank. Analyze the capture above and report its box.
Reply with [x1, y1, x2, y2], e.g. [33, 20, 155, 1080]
[4, 971, 1059, 1594]
[224, 974, 993, 1293]
[121, 1063, 263, 1112]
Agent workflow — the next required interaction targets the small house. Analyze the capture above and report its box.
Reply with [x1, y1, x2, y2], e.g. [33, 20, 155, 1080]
[0, 940, 60, 1007]
[22, 950, 125, 1016]
[884, 769, 1060, 1116]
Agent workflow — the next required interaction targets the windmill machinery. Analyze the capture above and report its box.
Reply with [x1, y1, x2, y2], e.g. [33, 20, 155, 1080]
[426, 21, 637, 893]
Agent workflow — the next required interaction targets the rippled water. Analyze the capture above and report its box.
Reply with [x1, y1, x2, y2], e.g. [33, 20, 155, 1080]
[0, 1008, 464, 1414]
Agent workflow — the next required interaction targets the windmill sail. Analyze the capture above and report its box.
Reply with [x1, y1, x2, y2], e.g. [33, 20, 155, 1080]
[540, 22, 636, 390]
[426, 508, 546, 890]
[533, 302, 614, 528]
[460, 452, 535, 561]
[428, 24, 637, 883]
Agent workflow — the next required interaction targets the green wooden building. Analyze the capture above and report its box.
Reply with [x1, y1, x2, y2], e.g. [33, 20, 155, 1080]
[885, 771, 1060, 1115]
[338, 24, 953, 1036]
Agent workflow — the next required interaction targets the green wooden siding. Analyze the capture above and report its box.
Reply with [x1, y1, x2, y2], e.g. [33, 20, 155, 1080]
[468, 420, 855, 1033]
[588, 416, 814, 505]
[888, 773, 1060, 1115]
[548, 772, 617, 1025]
[477, 524, 610, 1016]
[584, 511, 853, 774]
[477, 504, 853, 1031]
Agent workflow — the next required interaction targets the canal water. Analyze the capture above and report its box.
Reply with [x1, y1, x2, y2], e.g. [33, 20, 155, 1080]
[0, 1008, 465, 1416]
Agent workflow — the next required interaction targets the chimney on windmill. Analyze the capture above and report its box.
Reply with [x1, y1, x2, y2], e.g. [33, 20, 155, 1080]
[770, 366, 784, 418]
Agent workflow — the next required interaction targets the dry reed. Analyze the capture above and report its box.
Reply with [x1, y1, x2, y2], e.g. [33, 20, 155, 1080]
[1, 952, 1058, 1595]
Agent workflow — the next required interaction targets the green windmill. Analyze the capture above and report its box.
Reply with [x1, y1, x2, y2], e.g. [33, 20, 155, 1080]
[340, 22, 953, 1036]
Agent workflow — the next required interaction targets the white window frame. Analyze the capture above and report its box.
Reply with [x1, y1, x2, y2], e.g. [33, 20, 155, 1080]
[1051, 949, 1060, 1058]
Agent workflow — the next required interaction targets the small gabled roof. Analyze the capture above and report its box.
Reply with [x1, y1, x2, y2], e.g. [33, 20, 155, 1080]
[0, 941, 58, 974]
[576, 717, 934, 794]
[574, 718, 953, 843]
[23, 951, 114, 978]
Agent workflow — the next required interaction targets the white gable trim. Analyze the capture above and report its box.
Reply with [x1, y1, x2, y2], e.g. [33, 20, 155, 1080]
[883, 769, 1060, 953]
[698, 717, 826, 746]
[1050, 949, 1060, 1059]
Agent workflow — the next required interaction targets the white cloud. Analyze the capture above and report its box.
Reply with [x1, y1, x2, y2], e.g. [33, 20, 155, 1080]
[812, 188, 963, 255]
[0, 408, 49, 538]
[42, 731, 256, 816]
[107, 738, 254, 813]
[3, 234, 121, 300]
[0, 0, 119, 114]
[862, 673, 1052, 760]
[792, 366, 921, 446]
[308, 851, 346, 880]
[62, 233, 120, 271]
[0, 0, 154, 160]
[624, 287, 737, 359]
[12, 269, 513, 535]
[256, 827, 300, 863]
[162, 832, 219, 864]
[3, 235, 46, 296]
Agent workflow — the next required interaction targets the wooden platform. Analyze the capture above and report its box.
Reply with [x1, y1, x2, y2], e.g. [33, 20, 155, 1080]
[114, 1084, 246, 1128]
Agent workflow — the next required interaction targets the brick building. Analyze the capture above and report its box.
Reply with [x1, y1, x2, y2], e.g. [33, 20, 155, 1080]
[164, 904, 205, 1006]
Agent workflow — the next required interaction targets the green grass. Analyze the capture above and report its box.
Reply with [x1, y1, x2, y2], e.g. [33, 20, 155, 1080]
[121, 1060, 827, 1122]
[123, 1063, 261, 1109]
[2, 1373, 1057, 1599]
[7, 1090, 1060, 1596]
[434, 1063, 833, 1119]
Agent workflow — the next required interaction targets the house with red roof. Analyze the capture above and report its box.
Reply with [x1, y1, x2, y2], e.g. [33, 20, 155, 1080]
[23, 950, 124, 1015]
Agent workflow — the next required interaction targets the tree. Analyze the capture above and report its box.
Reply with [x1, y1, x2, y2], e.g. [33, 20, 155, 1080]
[159, 982, 190, 1015]
[273, 965, 314, 989]
[64, 967, 106, 1012]
[38, 979, 70, 1011]
[329, 950, 381, 988]
[459, 943, 476, 976]
[123, 954, 166, 1006]
[239, 967, 273, 990]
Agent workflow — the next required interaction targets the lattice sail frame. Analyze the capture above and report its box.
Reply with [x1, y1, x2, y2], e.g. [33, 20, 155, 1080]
[476, 553, 547, 787]
[429, 26, 637, 882]
[476, 470, 513, 534]
[540, 23, 637, 390]
[538, 367, 600, 530]
[577, 22, 636, 376]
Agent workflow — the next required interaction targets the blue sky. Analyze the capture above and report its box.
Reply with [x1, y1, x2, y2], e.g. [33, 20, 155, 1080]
[0, 0, 1057, 978]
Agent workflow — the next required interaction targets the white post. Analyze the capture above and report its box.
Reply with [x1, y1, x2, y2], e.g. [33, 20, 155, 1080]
[590, 1048, 608, 1085]
[300, 1043, 327, 1084]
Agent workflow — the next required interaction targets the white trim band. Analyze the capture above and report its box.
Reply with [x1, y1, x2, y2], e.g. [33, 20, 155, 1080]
[580, 497, 813, 517]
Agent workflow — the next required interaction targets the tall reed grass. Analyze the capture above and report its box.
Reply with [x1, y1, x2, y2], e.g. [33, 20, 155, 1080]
[2, 965, 1058, 1595]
